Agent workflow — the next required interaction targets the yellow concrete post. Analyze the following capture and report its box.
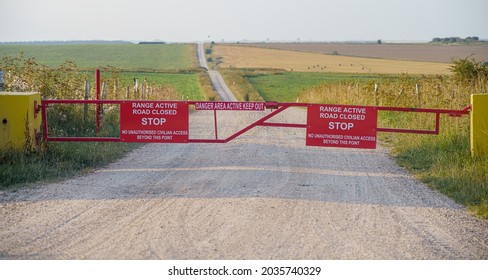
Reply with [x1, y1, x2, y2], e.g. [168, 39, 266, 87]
[471, 94, 488, 157]
[0, 92, 42, 150]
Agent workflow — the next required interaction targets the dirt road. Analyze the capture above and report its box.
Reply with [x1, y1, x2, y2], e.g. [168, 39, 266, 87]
[1, 107, 487, 259]
[197, 43, 237, 101]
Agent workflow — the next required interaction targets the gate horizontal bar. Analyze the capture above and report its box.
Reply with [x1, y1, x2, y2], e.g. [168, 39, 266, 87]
[259, 122, 307, 128]
[376, 105, 472, 115]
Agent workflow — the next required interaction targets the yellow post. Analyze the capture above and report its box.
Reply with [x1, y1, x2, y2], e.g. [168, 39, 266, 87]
[0, 92, 42, 150]
[471, 94, 488, 157]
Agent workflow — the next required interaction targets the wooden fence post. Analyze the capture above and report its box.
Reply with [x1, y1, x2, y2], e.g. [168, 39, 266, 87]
[416, 83, 421, 107]
[113, 80, 118, 99]
[374, 82, 379, 105]
[0, 70, 4, 91]
[134, 78, 139, 99]
[100, 82, 107, 116]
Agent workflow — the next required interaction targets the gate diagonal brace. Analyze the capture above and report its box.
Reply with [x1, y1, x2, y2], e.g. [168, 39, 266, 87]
[188, 102, 308, 144]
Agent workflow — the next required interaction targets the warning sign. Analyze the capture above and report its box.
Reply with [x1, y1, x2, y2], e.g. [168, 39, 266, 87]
[195, 102, 265, 111]
[306, 104, 377, 149]
[120, 101, 189, 143]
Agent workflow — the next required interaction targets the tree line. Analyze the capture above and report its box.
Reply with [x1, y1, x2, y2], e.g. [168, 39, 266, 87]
[431, 36, 482, 44]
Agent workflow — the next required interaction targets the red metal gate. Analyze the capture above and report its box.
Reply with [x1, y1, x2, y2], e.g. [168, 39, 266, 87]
[41, 99, 471, 149]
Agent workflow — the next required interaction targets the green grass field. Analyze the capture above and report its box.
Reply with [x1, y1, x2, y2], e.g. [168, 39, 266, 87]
[120, 72, 206, 100]
[246, 71, 378, 102]
[0, 44, 195, 70]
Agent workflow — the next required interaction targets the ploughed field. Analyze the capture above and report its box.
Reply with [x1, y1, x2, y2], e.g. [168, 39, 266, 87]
[244, 43, 488, 63]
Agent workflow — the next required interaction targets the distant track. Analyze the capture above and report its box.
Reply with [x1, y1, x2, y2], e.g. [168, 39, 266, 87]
[197, 43, 209, 70]
[207, 70, 238, 102]
[197, 43, 237, 102]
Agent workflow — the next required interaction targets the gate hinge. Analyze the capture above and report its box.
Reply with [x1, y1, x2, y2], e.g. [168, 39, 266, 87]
[34, 100, 42, 119]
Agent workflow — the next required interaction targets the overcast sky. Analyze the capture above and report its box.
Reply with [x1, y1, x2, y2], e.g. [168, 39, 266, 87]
[1, 0, 487, 42]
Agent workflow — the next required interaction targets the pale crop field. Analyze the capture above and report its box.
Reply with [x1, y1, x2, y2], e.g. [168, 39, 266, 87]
[214, 45, 451, 75]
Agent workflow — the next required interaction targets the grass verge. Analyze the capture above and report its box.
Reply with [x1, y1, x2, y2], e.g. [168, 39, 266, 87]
[0, 142, 139, 189]
[388, 124, 488, 218]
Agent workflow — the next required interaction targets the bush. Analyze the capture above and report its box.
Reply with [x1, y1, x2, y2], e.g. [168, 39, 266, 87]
[450, 57, 488, 91]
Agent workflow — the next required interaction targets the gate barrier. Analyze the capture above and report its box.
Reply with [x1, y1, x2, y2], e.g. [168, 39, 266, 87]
[41, 100, 472, 150]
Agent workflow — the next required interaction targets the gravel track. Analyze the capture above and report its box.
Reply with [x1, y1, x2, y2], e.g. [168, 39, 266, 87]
[1, 108, 487, 259]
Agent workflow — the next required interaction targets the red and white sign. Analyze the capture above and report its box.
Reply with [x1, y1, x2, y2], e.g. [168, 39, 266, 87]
[195, 102, 265, 111]
[306, 104, 377, 149]
[120, 101, 189, 143]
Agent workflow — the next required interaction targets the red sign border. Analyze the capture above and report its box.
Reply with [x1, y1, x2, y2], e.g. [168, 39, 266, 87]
[306, 104, 378, 149]
[119, 101, 189, 143]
